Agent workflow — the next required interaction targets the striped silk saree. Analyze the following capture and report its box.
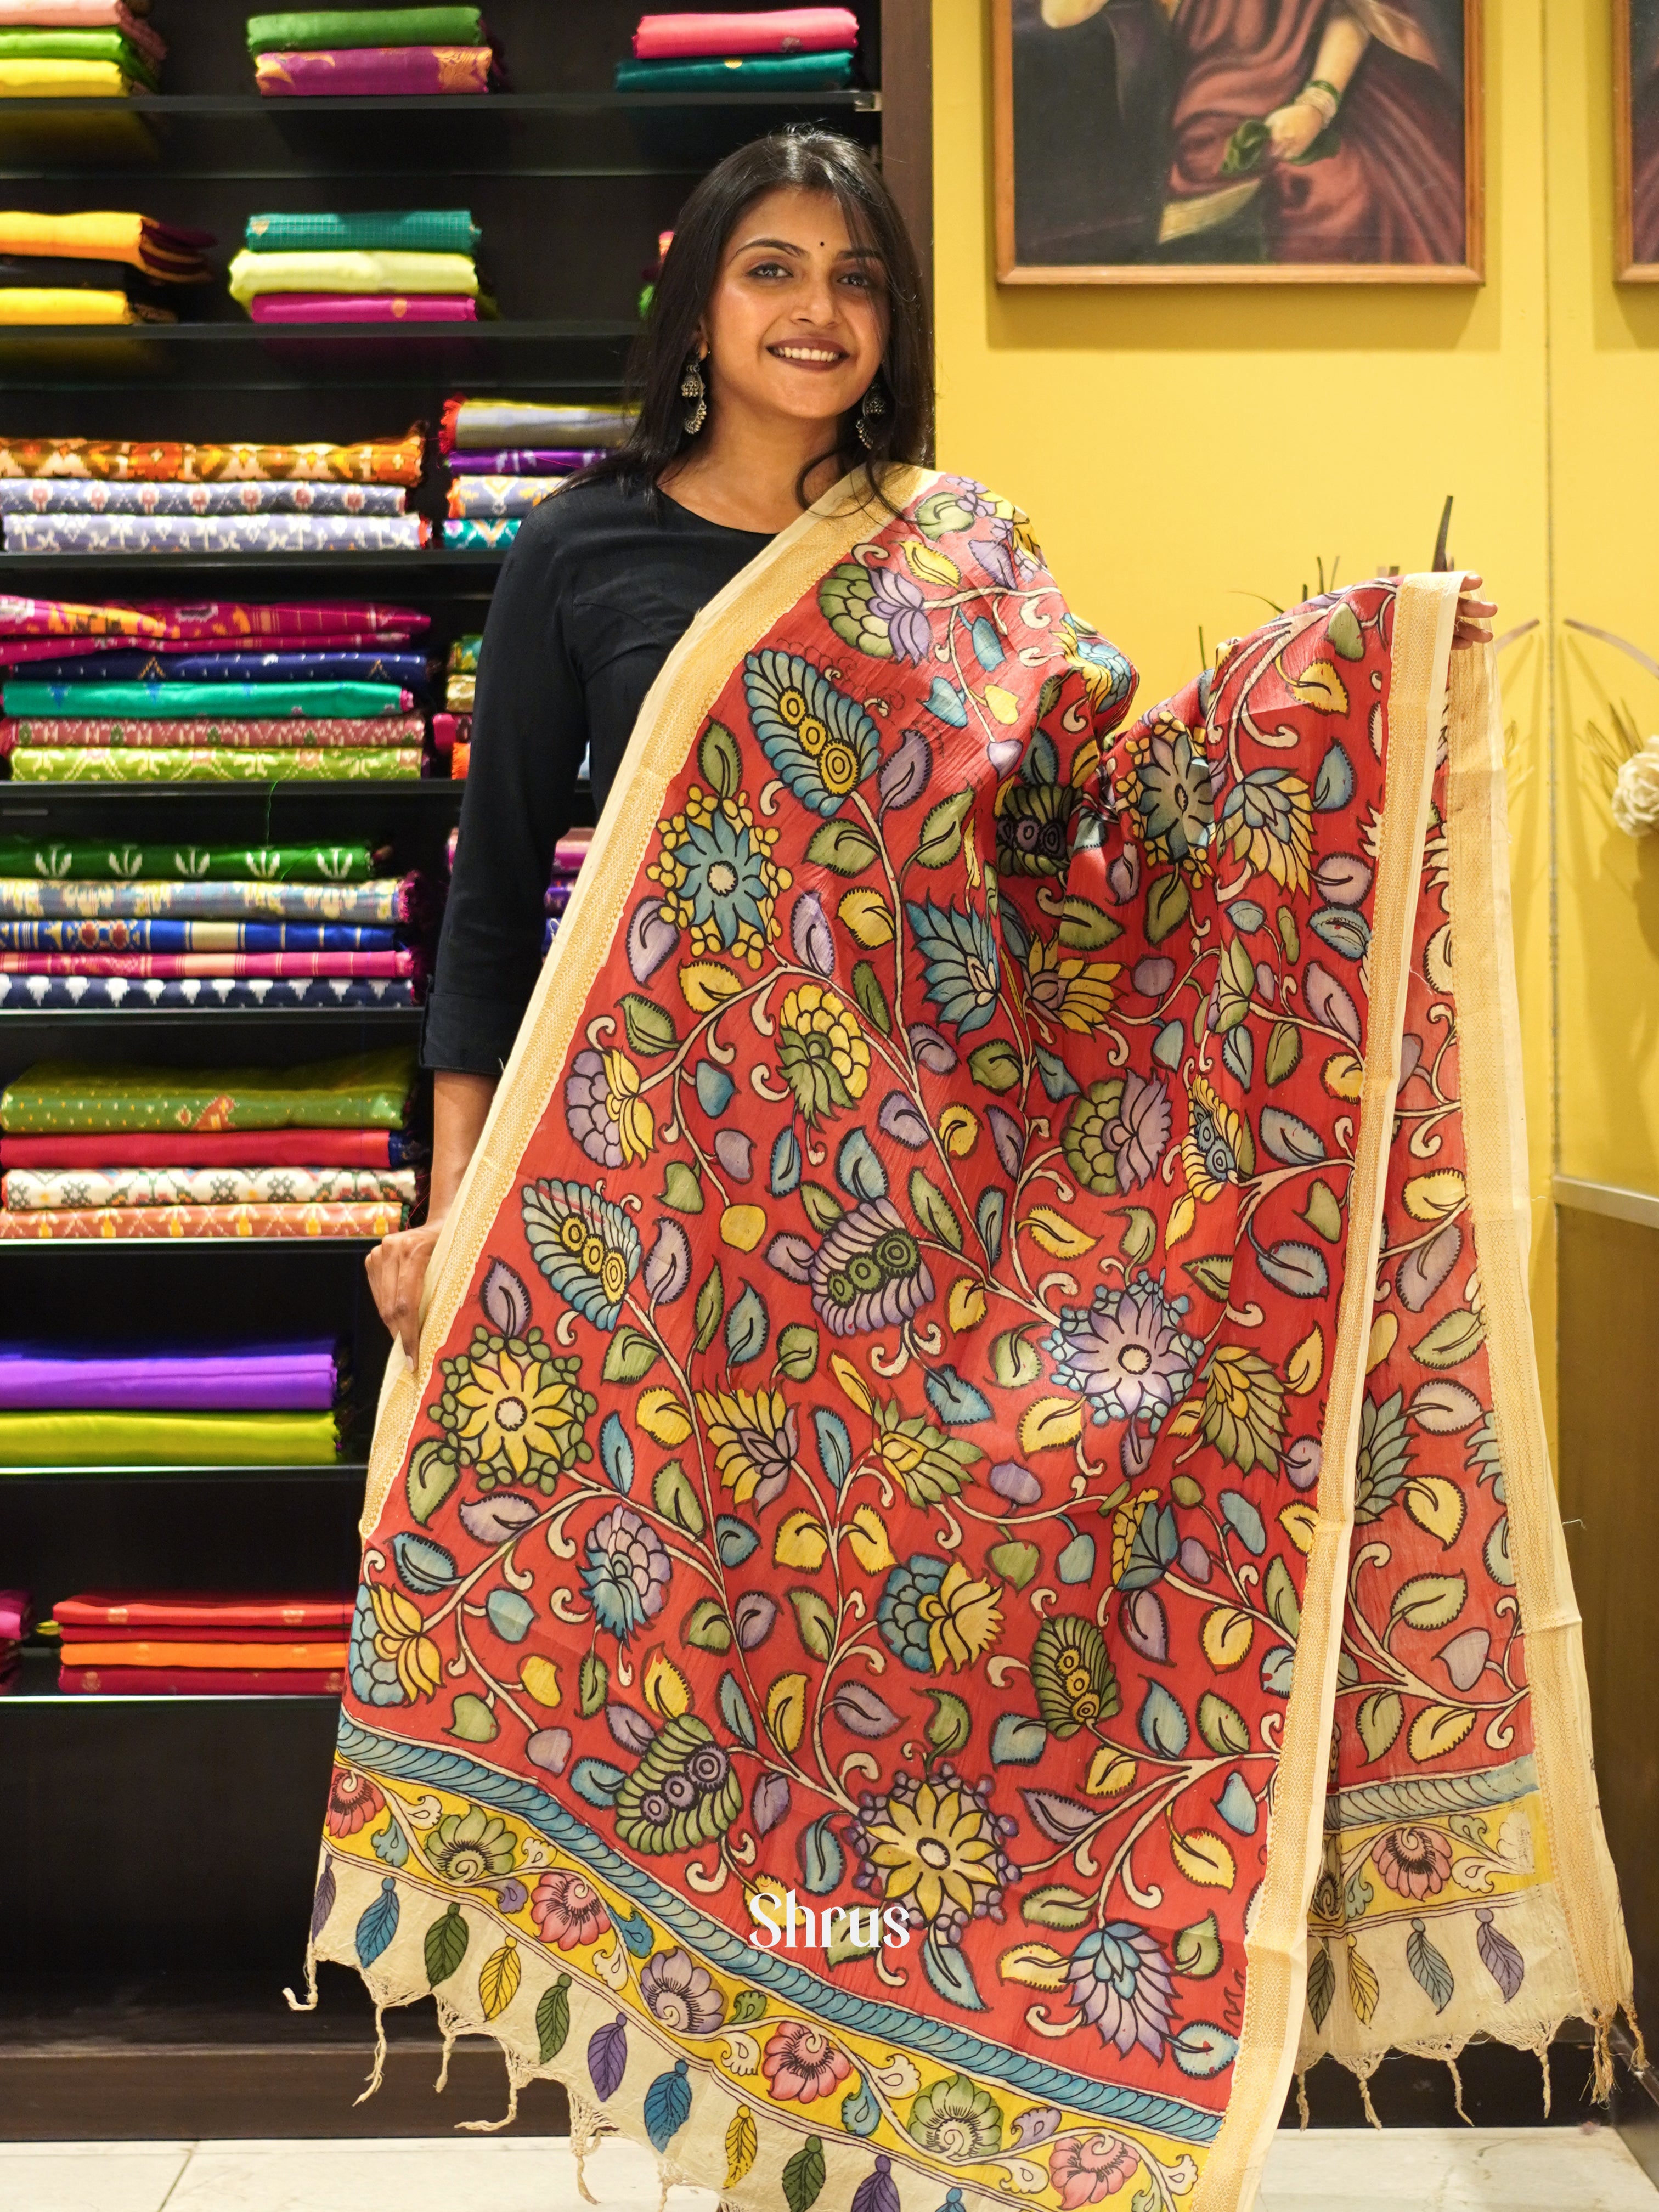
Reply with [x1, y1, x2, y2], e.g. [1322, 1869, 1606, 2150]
[303, 469, 1631, 2212]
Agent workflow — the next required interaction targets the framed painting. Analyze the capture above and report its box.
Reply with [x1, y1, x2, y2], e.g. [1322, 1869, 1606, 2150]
[1617, 0, 1659, 277]
[992, 0, 1484, 284]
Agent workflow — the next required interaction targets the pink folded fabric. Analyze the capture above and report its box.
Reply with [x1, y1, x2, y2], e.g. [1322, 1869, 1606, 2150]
[0, 1589, 29, 1642]
[632, 8, 857, 59]
[430, 710, 467, 753]
[255, 46, 493, 95]
[0, 951, 415, 978]
[0, 0, 165, 61]
[248, 294, 478, 324]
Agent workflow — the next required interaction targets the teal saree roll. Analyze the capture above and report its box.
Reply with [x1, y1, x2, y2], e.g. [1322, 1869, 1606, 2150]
[245, 210, 479, 255]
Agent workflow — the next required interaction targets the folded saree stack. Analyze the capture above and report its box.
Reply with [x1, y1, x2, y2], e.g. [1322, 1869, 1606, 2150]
[0, 1341, 350, 1468]
[617, 7, 859, 92]
[0, 1588, 27, 1691]
[542, 822, 591, 953]
[0, 593, 431, 772]
[247, 8, 501, 98]
[230, 209, 489, 325]
[0, 1046, 418, 1234]
[53, 1590, 353, 1694]
[0, 207, 212, 325]
[0, 0, 166, 98]
[432, 629, 475, 774]
[439, 396, 632, 550]
[0, 429, 425, 551]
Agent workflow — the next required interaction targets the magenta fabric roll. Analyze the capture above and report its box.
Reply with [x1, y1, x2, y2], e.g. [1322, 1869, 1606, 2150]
[0, 951, 416, 978]
[632, 8, 857, 59]
[249, 295, 479, 324]
[0, 1589, 30, 1641]
[447, 449, 605, 474]
[0, 1347, 338, 1411]
[255, 46, 494, 94]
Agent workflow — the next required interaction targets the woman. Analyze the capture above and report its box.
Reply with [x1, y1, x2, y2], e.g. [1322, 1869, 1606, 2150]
[317, 130, 1628, 2212]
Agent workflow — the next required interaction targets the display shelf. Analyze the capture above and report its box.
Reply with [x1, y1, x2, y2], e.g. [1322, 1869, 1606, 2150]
[3, 1650, 342, 1704]
[0, 91, 882, 115]
[0, 551, 501, 574]
[0, 1007, 422, 1029]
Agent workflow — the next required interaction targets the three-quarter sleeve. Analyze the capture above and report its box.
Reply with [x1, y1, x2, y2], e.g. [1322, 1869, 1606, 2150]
[420, 510, 585, 1075]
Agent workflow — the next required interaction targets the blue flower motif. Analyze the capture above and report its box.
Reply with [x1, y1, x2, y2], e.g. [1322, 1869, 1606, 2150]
[743, 647, 879, 816]
[876, 1555, 949, 1671]
[582, 1505, 672, 1642]
[904, 899, 1001, 1036]
[1068, 1923, 1176, 2059]
[521, 1177, 641, 1331]
[347, 1582, 405, 1707]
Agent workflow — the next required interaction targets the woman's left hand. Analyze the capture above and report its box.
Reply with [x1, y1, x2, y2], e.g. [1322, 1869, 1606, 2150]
[1453, 573, 1496, 650]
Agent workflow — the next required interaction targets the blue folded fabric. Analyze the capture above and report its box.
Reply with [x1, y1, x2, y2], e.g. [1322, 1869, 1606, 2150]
[5, 651, 432, 690]
[0, 921, 397, 952]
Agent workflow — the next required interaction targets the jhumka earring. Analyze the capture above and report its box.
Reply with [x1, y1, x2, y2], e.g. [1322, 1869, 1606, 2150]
[680, 349, 708, 436]
[856, 377, 887, 450]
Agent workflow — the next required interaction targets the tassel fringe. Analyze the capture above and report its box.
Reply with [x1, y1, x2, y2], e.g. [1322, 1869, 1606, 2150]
[1358, 2072, 1380, 2129]
[1295, 2070, 1310, 2130]
[282, 1942, 319, 2013]
[354, 2002, 388, 2106]
[1447, 2055, 1468, 2125]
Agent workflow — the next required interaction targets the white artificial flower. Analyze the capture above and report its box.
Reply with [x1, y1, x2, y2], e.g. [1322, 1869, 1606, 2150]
[1612, 737, 1659, 837]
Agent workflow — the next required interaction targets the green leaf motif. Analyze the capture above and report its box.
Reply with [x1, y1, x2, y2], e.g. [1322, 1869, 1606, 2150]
[799, 1181, 845, 1233]
[536, 1975, 572, 2063]
[1265, 1019, 1302, 1087]
[1406, 1917, 1455, 2013]
[1146, 871, 1191, 945]
[913, 787, 974, 868]
[603, 1327, 660, 1385]
[1307, 1938, 1336, 2029]
[1412, 1309, 1486, 1370]
[1196, 1690, 1250, 1757]
[620, 992, 677, 1055]
[851, 958, 891, 1036]
[1263, 1555, 1301, 1639]
[1173, 1911, 1223, 1979]
[926, 1689, 972, 1753]
[1212, 938, 1257, 1035]
[661, 1160, 703, 1214]
[909, 1168, 964, 1252]
[424, 1902, 469, 1988]
[1058, 895, 1121, 950]
[805, 820, 878, 876]
[729, 1987, 767, 2024]
[1391, 1573, 1466, 1632]
[967, 1038, 1022, 1094]
[683, 1596, 732, 1652]
[782, 2137, 827, 2212]
[652, 1459, 704, 1537]
[697, 718, 742, 798]
[693, 1263, 724, 1353]
[1356, 1689, 1403, 1762]
[776, 1323, 820, 1380]
[989, 1330, 1041, 1385]
[578, 1651, 608, 1717]
[789, 1587, 836, 1662]
[407, 1437, 459, 1526]
[1022, 1884, 1094, 1931]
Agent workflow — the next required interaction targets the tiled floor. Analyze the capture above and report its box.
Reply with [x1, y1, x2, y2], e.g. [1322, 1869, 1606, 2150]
[0, 2129, 1653, 2212]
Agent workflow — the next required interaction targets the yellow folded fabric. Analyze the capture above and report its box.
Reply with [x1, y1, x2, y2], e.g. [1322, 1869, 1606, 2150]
[0, 55, 134, 92]
[226, 247, 478, 303]
[0, 209, 143, 261]
[0, 288, 170, 323]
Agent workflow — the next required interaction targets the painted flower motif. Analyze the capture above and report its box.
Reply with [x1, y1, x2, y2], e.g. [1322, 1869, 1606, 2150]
[995, 780, 1073, 877]
[646, 783, 788, 967]
[1200, 1344, 1286, 1475]
[639, 1945, 724, 2036]
[1353, 1389, 1411, 1522]
[1024, 937, 1120, 1034]
[1372, 1825, 1455, 1901]
[1048, 2135, 1142, 2209]
[530, 1868, 610, 1951]
[1066, 1924, 1176, 2059]
[1045, 1273, 1203, 1432]
[441, 1328, 596, 1492]
[1181, 1073, 1256, 1200]
[521, 1177, 641, 1332]
[1058, 617, 1136, 724]
[565, 1047, 654, 1169]
[426, 1806, 516, 1883]
[348, 1579, 441, 1707]
[907, 2073, 1004, 2160]
[693, 1386, 799, 1506]
[761, 2020, 853, 2103]
[777, 981, 871, 1125]
[325, 1766, 383, 1836]
[809, 1197, 934, 1337]
[820, 560, 901, 661]
[905, 899, 1002, 1035]
[1220, 765, 1313, 892]
[614, 1714, 742, 1856]
[1123, 712, 1214, 868]
[872, 1402, 979, 1505]
[1061, 1070, 1170, 1195]
[877, 1555, 1003, 1674]
[582, 1505, 672, 1641]
[854, 1775, 1011, 1928]
[743, 648, 880, 815]
[866, 562, 935, 664]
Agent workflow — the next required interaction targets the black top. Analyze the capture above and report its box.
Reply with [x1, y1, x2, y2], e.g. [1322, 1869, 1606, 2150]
[421, 475, 773, 1075]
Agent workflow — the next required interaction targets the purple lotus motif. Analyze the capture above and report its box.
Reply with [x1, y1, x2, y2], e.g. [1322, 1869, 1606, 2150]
[1068, 1923, 1176, 2058]
[867, 564, 934, 664]
[582, 1505, 671, 1641]
[1045, 1272, 1203, 1433]
[809, 1197, 935, 1337]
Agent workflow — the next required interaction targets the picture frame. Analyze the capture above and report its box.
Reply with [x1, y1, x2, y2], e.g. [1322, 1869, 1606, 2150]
[1617, 0, 1659, 278]
[992, 0, 1484, 285]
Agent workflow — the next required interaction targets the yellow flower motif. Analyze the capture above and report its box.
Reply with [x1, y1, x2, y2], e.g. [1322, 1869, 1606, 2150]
[1024, 935, 1120, 1034]
[777, 981, 871, 1125]
[646, 783, 789, 971]
[1111, 1488, 1161, 1588]
[600, 1048, 654, 1166]
[369, 1581, 443, 1701]
[864, 1782, 1002, 1921]
[693, 1387, 799, 1506]
[455, 1345, 585, 1479]
[1220, 769, 1313, 893]
[917, 1559, 1002, 1672]
[1181, 1073, 1255, 1201]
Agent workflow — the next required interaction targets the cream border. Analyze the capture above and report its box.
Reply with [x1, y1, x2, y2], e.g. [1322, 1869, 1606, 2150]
[1194, 574, 1462, 2212]
[1444, 645, 1633, 2035]
[362, 465, 936, 1537]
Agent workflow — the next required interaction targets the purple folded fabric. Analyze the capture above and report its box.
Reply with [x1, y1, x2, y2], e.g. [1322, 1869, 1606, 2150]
[447, 449, 607, 475]
[0, 1345, 339, 1411]
[249, 294, 479, 324]
[255, 46, 493, 95]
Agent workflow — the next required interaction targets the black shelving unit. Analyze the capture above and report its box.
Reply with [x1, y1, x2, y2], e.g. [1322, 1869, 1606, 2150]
[0, 0, 932, 2140]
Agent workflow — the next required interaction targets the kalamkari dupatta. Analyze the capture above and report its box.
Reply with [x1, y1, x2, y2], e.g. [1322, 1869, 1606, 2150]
[298, 468, 1632, 2212]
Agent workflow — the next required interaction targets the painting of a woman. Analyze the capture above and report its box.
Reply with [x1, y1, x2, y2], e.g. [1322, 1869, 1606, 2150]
[996, 0, 1480, 280]
[1620, 0, 1659, 274]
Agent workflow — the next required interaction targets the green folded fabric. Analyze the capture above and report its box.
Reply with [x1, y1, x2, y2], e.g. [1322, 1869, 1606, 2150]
[245, 209, 478, 256]
[245, 7, 483, 55]
[227, 249, 477, 303]
[8, 747, 421, 783]
[0, 1045, 417, 1133]
[0, 1410, 338, 1469]
[4, 681, 405, 718]
[0, 29, 160, 89]
[613, 51, 855, 94]
[0, 841, 382, 882]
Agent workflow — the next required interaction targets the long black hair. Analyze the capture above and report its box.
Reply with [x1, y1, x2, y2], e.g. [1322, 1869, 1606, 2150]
[581, 128, 933, 510]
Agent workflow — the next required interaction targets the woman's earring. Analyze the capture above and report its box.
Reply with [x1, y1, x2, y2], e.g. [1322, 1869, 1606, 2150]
[680, 349, 708, 436]
[856, 379, 887, 451]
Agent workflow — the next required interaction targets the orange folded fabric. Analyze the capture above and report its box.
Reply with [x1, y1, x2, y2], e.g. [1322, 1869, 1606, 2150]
[60, 1638, 348, 1668]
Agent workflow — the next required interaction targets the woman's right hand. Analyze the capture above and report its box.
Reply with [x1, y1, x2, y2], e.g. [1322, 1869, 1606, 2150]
[366, 1216, 447, 1364]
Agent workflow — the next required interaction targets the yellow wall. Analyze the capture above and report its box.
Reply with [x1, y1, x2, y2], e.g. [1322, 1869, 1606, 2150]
[929, 0, 1564, 1435]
